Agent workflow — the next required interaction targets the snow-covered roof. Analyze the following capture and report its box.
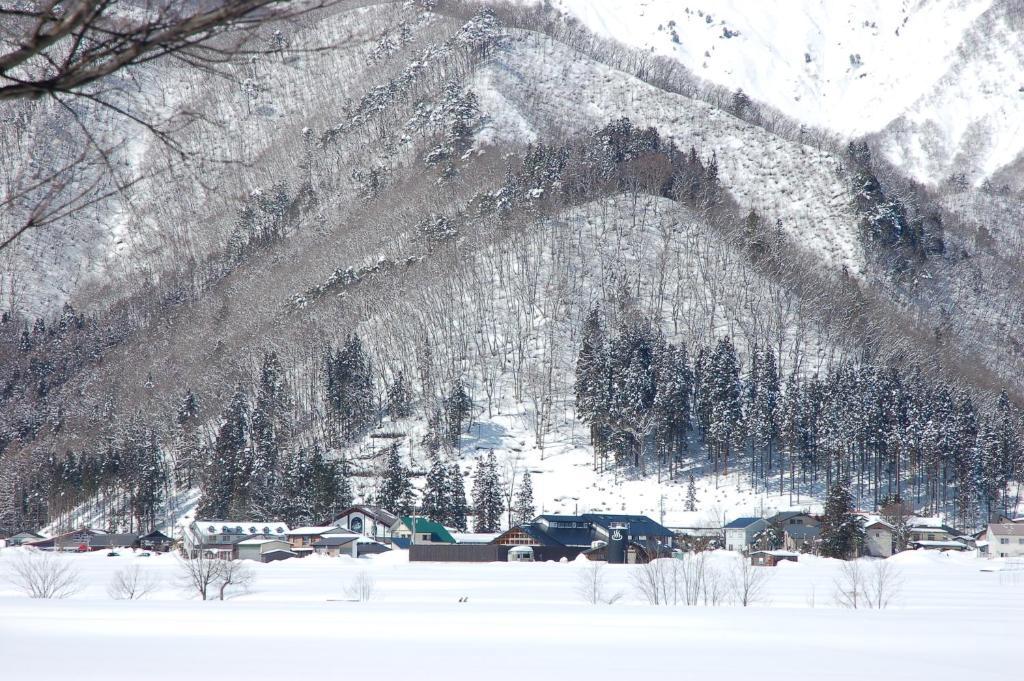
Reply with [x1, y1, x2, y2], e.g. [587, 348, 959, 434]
[452, 532, 500, 544]
[192, 520, 289, 537]
[989, 523, 1024, 537]
[907, 516, 948, 529]
[287, 526, 338, 536]
[912, 540, 966, 549]
[237, 537, 287, 546]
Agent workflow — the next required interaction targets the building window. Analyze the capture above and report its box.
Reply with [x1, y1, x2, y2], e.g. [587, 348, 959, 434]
[1001, 538, 1010, 545]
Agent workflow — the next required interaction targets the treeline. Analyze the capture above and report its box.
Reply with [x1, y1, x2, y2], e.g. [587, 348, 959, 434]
[575, 308, 1024, 530]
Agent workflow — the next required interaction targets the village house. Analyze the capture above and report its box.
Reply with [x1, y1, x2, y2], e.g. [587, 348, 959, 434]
[863, 520, 894, 558]
[906, 517, 959, 544]
[331, 505, 398, 542]
[723, 517, 769, 553]
[390, 517, 457, 545]
[311, 533, 390, 558]
[138, 529, 174, 553]
[418, 513, 676, 563]
[182, 520, 290, 559]
[987, 523, 1024, 559]
[768, 512, 820, 552]
[6, 531, 45, 547]
[236, 538, 296, 563]
[28, 527, 106, 551]
[286, 526, 343, 556]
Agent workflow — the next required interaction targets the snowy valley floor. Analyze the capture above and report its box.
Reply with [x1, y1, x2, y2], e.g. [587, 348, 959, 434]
[1, 549, 1021, 680]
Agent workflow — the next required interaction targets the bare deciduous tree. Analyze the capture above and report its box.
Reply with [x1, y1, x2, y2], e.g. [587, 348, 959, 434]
[107, 564, 158, 600]
[344, 570, 376, 602]
[833, 560, 865, 609]
[576, 561, 622, 605]
[728, 555, 771, 607]
[177, 551, 222, 601]
[3, 549, 83, 599]
[865, 560, 902, 610]
[216, 559, 255, 601]
[0, 0, 351, 250]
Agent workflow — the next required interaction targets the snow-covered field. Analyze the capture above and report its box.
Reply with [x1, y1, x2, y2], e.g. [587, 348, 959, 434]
[1, 548, 1021, 680]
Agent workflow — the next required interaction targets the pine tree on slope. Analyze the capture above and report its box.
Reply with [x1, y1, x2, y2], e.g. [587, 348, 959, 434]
[512, 470, 535, 525]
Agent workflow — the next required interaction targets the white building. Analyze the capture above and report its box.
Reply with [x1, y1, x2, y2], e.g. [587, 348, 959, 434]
[864, 520, 894, 558]
[723, 517, 768, 553]
[183, 520, 290, 558]
[987, 523, 1024, 559]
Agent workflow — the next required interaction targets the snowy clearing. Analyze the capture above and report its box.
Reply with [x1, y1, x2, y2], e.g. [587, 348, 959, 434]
[1, 548, 1021, 680]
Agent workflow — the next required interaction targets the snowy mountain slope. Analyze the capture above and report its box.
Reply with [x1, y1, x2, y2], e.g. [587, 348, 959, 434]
[877, 0, 1024, 187]
[538, 0, 1024, 188]
[473, 31, 865, 274]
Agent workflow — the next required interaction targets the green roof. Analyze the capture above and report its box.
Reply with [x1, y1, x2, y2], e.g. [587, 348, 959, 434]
[400, 516, 456, 543]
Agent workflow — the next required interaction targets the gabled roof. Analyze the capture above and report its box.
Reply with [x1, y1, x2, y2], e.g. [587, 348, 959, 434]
[495, 524, 567, 547]
[865, 520, 894, 531]
[769, 511, 814, 523]
[582, 514, 675, 539]
[237, 537, 290, 546]
[138, 530, 173, 540]
[989, 523, 1024, 537]
[535, 514, 586, 524]
[724, 517, 766, 529]
[9, 531, 44, 540]
[333, 505, 399, 527]
[313, 535, 359, 547]
[397, 517, 456, 543]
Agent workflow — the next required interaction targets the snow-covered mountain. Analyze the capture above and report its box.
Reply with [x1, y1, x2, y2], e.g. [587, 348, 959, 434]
[2, 1, 1023, 536]
[544, 0, 1024, 188]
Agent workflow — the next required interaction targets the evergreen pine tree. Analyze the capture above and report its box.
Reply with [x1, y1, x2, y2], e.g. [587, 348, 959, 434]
[198, 385, 249, 519]
[575, 307, 611, 455]
[448, 462, 468, 531]
[325, 335, 375, 443]
[512, 470, 535, 525]
[175, 388, 200, 488]
[377, 444, 414, 515]
[387, 371, 413, 421]
[472, 452, 504, 532]
[445, 379, 473, 449]
[421, 455, 451, 523]
[685, 474, 698, 511]
[820, 479, 865, 559]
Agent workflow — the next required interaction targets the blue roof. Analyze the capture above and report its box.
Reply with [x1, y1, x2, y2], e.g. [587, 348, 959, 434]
[724, 517, 765, 529]
[581, 514, 675, 539]
[535, 514, 586, 523]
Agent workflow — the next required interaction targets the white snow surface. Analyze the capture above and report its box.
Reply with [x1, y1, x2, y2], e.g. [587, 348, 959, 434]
[0, 548, 1022, 680]
[530, 0, 1024, 186]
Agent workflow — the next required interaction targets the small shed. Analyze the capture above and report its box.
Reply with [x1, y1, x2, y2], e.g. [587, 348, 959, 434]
[236, 538, 294, 562]
[750, 550, 799, 567]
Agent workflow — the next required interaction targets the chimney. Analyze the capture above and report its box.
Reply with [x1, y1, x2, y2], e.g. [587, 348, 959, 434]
[607, 522, 629, 564]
